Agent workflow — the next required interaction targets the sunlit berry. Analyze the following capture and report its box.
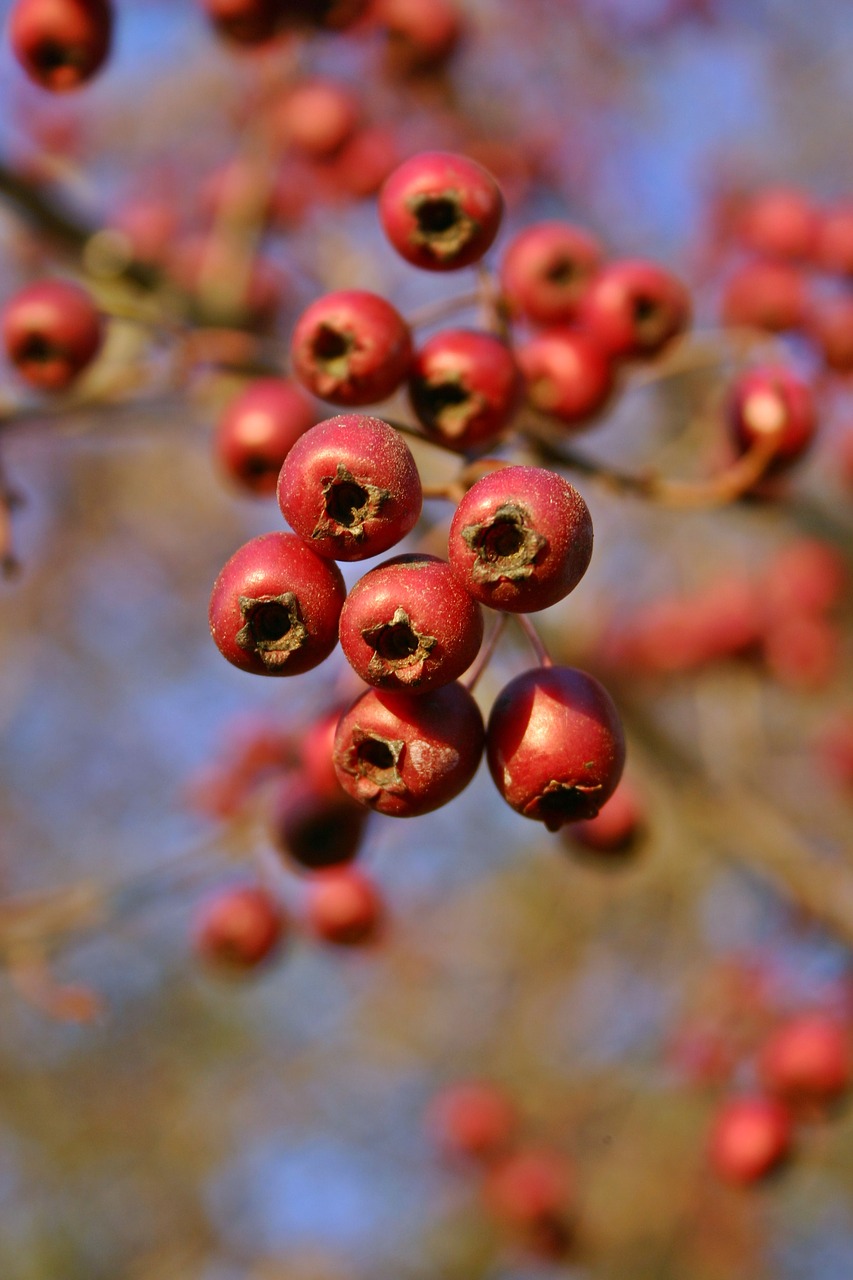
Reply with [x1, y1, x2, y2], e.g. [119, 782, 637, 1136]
[215, 378, 316, 496]
[708, 1096, 792, 1184]
[290, 290, 412, 406]
[379, 151, 503, 271]
[408, 328, 522, 452]
[9, 0, 112, 90]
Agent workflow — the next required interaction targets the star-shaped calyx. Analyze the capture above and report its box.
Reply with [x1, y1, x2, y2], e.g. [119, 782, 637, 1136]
[461, 501, 547, 584]
[409, 189, 480, 262]
[336, 728, 407, 805]
[312, 463, 391, 544]
[235, 592, 307, 670]
[362, 606, 437, 686]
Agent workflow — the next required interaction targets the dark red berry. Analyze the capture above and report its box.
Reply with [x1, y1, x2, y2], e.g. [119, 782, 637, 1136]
[277, 414, 423, 562]
[758, 1013, 851, 1109]
[486, 666, 626, 830]
[564, 777, 646, 855]
[728, 365, 817, 472]
[448, 466, 593, 613]
[339, 554, 484, 692]
[271, 79, 360, 159]
[738, 187, 819, 261]
[379, 151, 503, 272]
[578, 258, 691, 360]
[500, 220, 604, 325]
[427, 1082, 518, 1162]
[517, 327, 615, 425]
[195, 884, 286, 970]
[376, 0, 463, 73]
[271, 776, 367, 869]
[290, 290, 412, 406]
[9, 0, 112, 90]
[201, 0, 283, 45]
[408, 328, 522, 452]
[215, 378, 316, 496]
[209, 531, 346, 676]
[708, 1096, 792, 1184]
[305, 866, 384, 946]
[333, 681, 484, 817]
[484, 1148, 575, 1256]
[3, 280, 103, 391]
[721, 260, 807, 333]
[817, 203, 853, 277]
[300, 705, 351, 800]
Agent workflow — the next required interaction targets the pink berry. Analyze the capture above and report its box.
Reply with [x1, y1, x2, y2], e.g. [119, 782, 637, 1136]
[578, 258, 691, 360]
[817, 203, 853, 277]
[500, 220, 604, 325]
[484, 1148, 574, 1256]
[376, 0, 463, 73]
[9, 0, 112, 90]
[721, 260, 807, 333]
[271, 776, 367, 870]
[761, 538, 847, 620]
[379, 151, 503, 272]
[427, 1081, 518, 1162]
[277, 414, 422, 562]
[214, 378, 316, 496]
[727, 365, 817, 472]
[300, 706, 351, 801]
[448, 465, 593, 613]
[517, 327, 615, 426]
[271, 79, 360, 159]
[339, 553, 484, 692]
[708, 1096, 792, 1184]
[333, 681, 484, 817]
[564, 777, 646, 855]
[758, 1013, 851, 1108]
[486, 666, 626, 830]
[408, 328, 523, 452]
[3, 280, 103, 391]
[305, 866, 384, 946]
[195, 884, 286, 970]
[738, 187, 819, 261]
[209, 531, 346, 676]
[290, 290, 412, 406]
[810, 296, 853, 374]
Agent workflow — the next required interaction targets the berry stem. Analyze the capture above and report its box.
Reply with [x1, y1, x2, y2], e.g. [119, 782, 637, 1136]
[464, 612, 509, 691]
[514, 612, 552, 667]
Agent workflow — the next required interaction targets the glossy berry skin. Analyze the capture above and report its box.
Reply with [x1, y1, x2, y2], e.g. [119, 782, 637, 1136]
[578, 259, 690, 360]
[290, 290, 412, 406]
[271, 776, 367, 870]
[277, 415, 422, 562]
[333, 681, 485, 818]
[339, 554, 484, 693]
[209, 531, 346, 676]
[379, 151, 503, 272]
[564, 778, 646, 855]
[517, 327, 615, 426]
[708, 1096, 792, 1185]
[195, 884, 286, 971]
[728, 365, 817, 473]
[721, 260, 807, 334]
[486, 666, 626, 831]
[427, 1082, 518, 1163]
[408, 329, 522, 453]
[738, 187, 819, 261]
[448, 466, 593, 614]
[9, 0, 112, 91]
[3, 280, 103, 391]
[305, 866, 384, 946]
[758, 1014, 851, 1108]
[215, 378, 316, 496]
[500, 220, 604, 325]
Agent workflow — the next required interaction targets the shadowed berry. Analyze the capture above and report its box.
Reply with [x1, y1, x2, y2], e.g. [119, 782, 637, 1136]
[271, 776, 367, 869]
[427, 1081, 518, 1162]
[563, 777, 646, 856]
[721, 260, 807, 334]
[517, 327, 615, 426]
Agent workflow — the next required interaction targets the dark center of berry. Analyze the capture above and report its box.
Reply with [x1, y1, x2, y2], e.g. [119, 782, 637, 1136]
[249, 602, 292, 643]
[34, 40, 77, 73]
[413, 378, 473, 434]
[374, 621, 420, 661]
[415, 197, 459, 235]
[632, 293, 662, 336]
[481, 517, 525, 560]
[357, 737, 396, 771]
[312, 324, 352, 365]
[546, 256, 577, 285]
[20, 334, 58, 364]
[325, 479, 369, 527]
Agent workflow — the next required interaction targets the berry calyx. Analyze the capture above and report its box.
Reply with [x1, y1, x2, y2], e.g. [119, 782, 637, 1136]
[408, 328, 522, 452]
[9, 0, 112, 91]
[379, 151, 503, 271]
[579, 258, 691, 360]
[290, 290, 413, 406]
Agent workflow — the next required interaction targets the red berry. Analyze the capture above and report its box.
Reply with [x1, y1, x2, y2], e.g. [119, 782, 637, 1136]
[500, 220, 604, 325]
[817, 203, 853, 277]
[762, 613, 839, 690]
[738, 187, 819, 261]
[277, 414, 423, 562]
[815, 712, 853, 792]
[427, 1081, 518, 1162]
[305, 866, 384, 946]
[708, 1096, 792, 1184]
[339, 554, 484, 692]
[3, 280, 103, 391]
[195, 884, 286, 970]
[375, 0, 463, 73]
[408, 328, 522, 452]
[379, 151, 503, 272]
[290, 290, 412, 406]
[761, 538, 847, 620]
[328, 125, 400, 201]
[271, 79, 360, 159]
[810, 296, 853, 374]
[209, 531, 346, 676]
[758, 1013, 851, 1108]
[578, 258, 691, 360]
[727, 365, 817, 472]
[484, 1148, 574, 1256]
[333, 681, 485, 817]
[448, 465, 593, 613]
[564, 777, 646, 855]
[486, 666, 626, 830]
[300, 706, 351, 800]
[201, 0, 283, 45]
[9, 0, 112, 90]
[721, 260, 807, 333]
[517, 327, 615, 426]
[215, 378, 316, 496]
[271, 776, 367, 870]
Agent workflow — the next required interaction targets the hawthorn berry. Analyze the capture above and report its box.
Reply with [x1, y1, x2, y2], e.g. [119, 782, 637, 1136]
[201, 0, 283, 44]
[483, 1148, 575, 1257]
[271, 79, 360, 159]
[563, 777, 646, 856]
[214, 378, 316, 496]
[333, 681, 485, 817]
[810, 296, 853, 374]
[277, 414, 422, 562]
[375, 0, 463, 73]
[9, 0, 112, 91]
[408, 328, 523, 452]
[2, 280, 103, 391]
[379, 151, 503, 272]
[427, 1081, 518, 1162]
[486, 666, 626, 830]
[447, 465, 593, 613]
[300, 706, 351, 800]
[817, 203, 853, 277]
[194, 884, 286, 971]
[578, 258, 691, 360]
[500, 220, 604, 325]
[738, 187, 819, 261]
[720, 260, 807, 334]
[209, 531, 346, 676]
[271, 776, 367, 870]
[517, 327, 615, 425]
[290, 290, 412, 406]
[758, 1013, 851, 1109]
[708, 1096, 792, 1184]
[727, 365, 817, 472]
[305, 866, 384, 946]
[339, 554, 485, 692]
